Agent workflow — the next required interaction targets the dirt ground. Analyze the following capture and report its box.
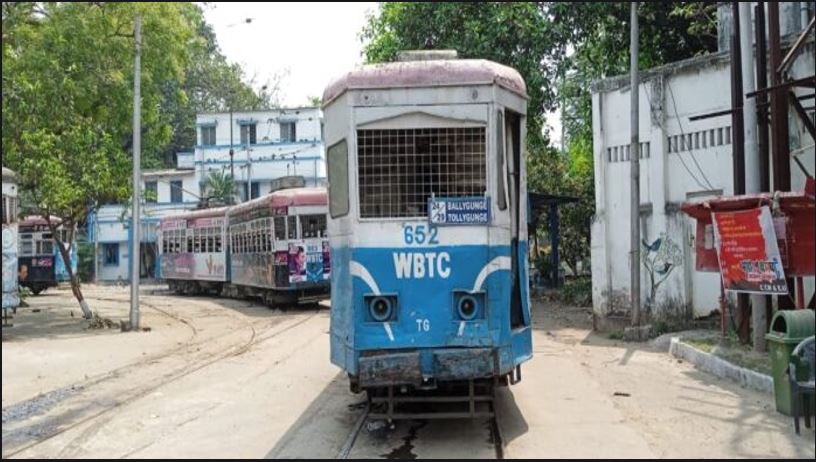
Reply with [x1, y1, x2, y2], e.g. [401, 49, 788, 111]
[2, 284, 813, 459]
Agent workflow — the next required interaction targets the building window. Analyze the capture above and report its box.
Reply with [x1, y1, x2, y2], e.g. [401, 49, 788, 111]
[240, 123, 257, 145]
[251, 181, 261, 199]
[170, 180, 183, 203]
[201, 126, 216, 146]
[103, 243, 119, 266]
[280, 122, 296, 142]
[145, 181, 157, 203]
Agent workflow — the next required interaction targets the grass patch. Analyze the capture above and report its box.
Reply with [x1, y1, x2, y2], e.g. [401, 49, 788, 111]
[684, 336, 772, 376]
[608, 330, 624, 340]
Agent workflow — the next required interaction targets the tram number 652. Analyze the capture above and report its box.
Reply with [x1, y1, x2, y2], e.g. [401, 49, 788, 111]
[416, 319, 430, 332]
[403, 225, 439, 245]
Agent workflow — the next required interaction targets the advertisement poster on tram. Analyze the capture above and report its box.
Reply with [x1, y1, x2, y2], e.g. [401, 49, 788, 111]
[288, 241, 331, 283]
[711, 206, 788, 294]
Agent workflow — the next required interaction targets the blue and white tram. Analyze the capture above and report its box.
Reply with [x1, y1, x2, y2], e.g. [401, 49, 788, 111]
[323, 52, 533, 417]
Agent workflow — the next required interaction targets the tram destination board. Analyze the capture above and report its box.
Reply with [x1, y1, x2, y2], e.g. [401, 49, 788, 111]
[428, 197, 490, 226]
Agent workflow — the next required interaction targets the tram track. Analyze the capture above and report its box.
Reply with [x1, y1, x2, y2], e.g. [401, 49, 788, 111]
[334, 400, 504, 459]
[1, 292, 320, 458]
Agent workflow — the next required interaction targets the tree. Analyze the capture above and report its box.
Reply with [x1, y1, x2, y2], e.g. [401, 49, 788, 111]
[361, 2, 564, 151]
[360, 2, 717, 276]
[202, 170, 236, 206]
[159, 4, 285, 167]
[2, 3, 201, 318]
[306, 95, 322, 107]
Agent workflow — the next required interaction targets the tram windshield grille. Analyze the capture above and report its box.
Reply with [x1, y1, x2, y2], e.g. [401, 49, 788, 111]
[357, 127, 486, 218]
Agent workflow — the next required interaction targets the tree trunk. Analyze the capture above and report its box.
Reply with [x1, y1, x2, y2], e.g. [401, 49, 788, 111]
[52, 223, 93, 319]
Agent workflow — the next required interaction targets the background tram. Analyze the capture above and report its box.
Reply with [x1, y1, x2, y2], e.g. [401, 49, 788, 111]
[17, 215, 78, 295]
[157, 187, 330, 307]
[225, 187, 330, 306]
[159, 207, 230, 295]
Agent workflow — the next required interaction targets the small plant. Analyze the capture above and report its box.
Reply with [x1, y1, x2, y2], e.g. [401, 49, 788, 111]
[561, 277, 592, 307]
[654, 320, 669, 336]
[18, 285, 32, 307]
[608, 330, 624, 340]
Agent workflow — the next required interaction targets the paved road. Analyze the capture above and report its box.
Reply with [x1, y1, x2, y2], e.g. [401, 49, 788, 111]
[2, 285, 813, 458]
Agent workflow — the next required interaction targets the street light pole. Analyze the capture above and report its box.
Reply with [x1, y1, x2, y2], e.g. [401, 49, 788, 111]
[129, 15, 142, 331]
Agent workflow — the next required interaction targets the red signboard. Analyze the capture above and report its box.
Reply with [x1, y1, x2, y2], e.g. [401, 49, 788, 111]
[711, 206, 788, 294]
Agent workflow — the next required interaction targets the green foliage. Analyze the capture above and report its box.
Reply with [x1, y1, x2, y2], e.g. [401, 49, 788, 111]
[360, 2, 717, 279]
[203, 170, 236, 205]
[560, 277, 592, 307]
[306, 95, 322, 107]
[361, 2, 564, 150]
[608, 330, 624, 340]
[76, 233, 96, 283]
[162, 4, 282, 166]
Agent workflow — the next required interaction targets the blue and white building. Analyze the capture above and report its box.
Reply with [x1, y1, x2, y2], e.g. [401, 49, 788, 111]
[90, 106, 325, 282]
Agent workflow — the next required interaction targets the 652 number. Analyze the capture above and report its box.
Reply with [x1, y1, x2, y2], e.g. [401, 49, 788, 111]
[403, 224, 439, 245]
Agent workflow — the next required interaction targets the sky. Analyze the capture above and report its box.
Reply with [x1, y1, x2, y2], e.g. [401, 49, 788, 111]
[202, 2, 377, 107]
[203, 2, 562, 146]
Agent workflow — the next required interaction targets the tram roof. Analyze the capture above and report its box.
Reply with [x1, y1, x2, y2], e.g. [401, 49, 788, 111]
[228, 187, 327, 216]
[160, 206, 230, 223]
[20, 215, 63, 227]
[322, 59, 527, 106]
[2, 166, 18, 182]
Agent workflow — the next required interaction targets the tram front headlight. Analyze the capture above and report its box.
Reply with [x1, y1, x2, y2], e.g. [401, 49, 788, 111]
[365, 294, 397, 322]
[453, 291, 484, 321]
[457, 295, 478, 320]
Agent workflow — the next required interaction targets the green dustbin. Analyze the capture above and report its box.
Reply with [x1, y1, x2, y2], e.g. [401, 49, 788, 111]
[765, 309, 815, 416]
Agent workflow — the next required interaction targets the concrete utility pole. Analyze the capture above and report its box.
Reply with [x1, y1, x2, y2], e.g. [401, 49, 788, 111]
[739, 2, 767, 352]
[129, 15, 142, 331]
[630, 2, 642, 326]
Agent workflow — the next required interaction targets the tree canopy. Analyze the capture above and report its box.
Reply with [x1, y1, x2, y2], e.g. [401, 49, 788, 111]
[360, 2, 717, 275]
[1, 2, 275, 316]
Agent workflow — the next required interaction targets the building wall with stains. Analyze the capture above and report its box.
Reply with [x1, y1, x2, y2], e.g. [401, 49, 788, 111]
[590, 32, 814, 320]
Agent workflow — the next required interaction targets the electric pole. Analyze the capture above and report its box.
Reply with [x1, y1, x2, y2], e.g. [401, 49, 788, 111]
[630, 2, 641, 326]
[129, 15, 142, 331]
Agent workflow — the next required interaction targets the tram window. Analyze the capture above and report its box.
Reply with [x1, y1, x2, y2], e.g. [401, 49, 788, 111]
[300, 215, 326, 238]
[38, 240, 53, 255]
[327, 139, 349, 218]
[274, 217, 286, 241]
[187, 234, 193, 253]
[214, 234, 222, 253]
[357, 127, 486, 218]
[496, 111, 507, 211]
[287, 216, 298, 240]
[21, 238, 33, 256]
[193, 229, 200, 253]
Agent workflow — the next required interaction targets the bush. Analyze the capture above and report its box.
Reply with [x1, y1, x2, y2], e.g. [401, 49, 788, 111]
[77, 237, 95, 283]
[560, 277, 592, 307]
